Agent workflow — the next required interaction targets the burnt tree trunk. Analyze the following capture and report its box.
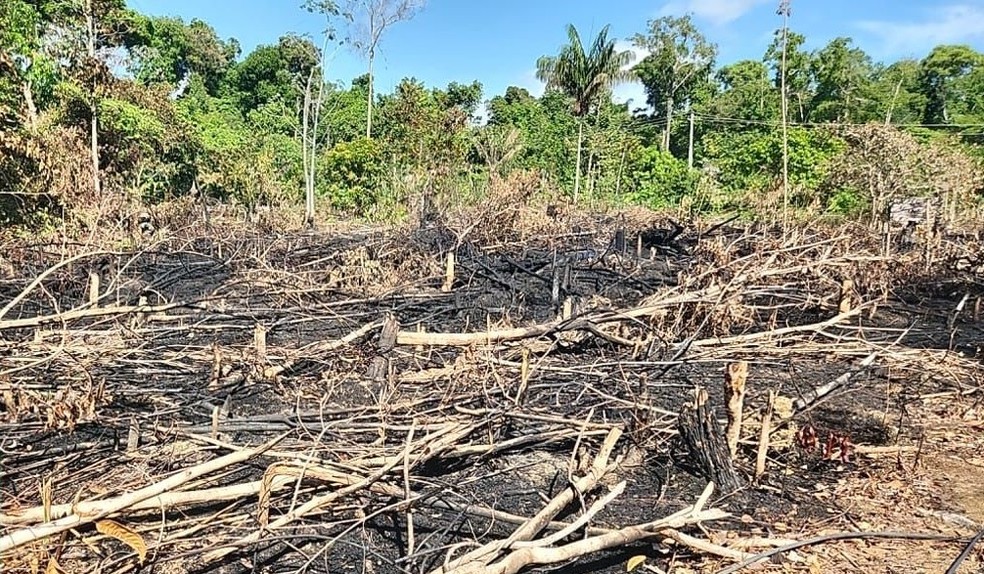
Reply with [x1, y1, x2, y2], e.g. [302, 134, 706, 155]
[677, 387, 744, 493]
[366, 314, 399, 381]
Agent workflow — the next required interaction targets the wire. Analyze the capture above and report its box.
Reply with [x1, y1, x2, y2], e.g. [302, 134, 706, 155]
[636, 112, 984, 129]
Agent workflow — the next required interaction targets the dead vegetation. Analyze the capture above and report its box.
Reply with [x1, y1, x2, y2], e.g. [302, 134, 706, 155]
[1, 200, 983, 574]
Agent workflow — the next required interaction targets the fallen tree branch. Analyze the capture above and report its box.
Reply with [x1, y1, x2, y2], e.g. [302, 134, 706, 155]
[431, 428, 623, 574]
[0, 434, 286, 552]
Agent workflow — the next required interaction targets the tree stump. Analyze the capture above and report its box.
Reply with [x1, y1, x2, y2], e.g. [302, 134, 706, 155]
[366, 314, 399, 381]
[723, 361, 748, 458]
[677, 387, 744, 493]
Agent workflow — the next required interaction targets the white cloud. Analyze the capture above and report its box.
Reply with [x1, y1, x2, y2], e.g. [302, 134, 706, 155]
[659, 0, 771, 26]
[856, 4, 984, 56]
[509, 42, 652, 112]
[612, 40, 651, 111]
[516, 69, 546, 98]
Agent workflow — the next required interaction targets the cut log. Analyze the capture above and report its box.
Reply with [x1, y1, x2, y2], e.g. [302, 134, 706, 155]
[677, 388, 743, 493]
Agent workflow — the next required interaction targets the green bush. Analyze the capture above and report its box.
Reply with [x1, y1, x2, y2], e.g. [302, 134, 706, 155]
[319, 138, 384, 213]
[825, 187, 866, 216]
[703, 127, 844, 195]
[625, 146, 698, 208]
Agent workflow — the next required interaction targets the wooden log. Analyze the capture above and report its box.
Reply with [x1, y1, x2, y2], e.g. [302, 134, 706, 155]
[723, 361, 748, 458]
[677, 388, 743, 493]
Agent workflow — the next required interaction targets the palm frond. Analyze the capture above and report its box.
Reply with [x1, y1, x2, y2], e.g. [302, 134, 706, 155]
[536, 23, 635, 116]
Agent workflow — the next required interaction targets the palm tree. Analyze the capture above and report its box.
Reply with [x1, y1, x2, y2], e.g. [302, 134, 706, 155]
[537, 24, 634, 202]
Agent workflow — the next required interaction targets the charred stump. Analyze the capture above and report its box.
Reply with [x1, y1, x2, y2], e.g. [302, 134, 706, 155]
[677, 387, 744, 493]
[366, 314, 399, 381]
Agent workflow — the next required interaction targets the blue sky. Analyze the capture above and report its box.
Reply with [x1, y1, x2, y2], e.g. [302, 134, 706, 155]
[129, 0, 984, 111]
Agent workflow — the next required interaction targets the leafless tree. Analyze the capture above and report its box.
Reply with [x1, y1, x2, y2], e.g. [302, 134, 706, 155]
[342, 0, 425, 139]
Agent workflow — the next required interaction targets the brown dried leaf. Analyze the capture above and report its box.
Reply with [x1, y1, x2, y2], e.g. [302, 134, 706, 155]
[95, 519, 147, 564]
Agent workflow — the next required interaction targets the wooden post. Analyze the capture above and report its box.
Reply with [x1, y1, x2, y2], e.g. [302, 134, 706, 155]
[131, 295, 147, 329]
[755, 391, 776, 479]
[209, 343, 222, 390]
[516, 347, 530, 405]
[839, 279, 854, 315]
[677, 387, 743, 493]
[614, 228, 626, 254]
[254, 323, 268, 366]
[87, 271, 100, 307]
[126, 416, 140, 452]
[441, 251, 455, 292]
[724, 361, 748, 458]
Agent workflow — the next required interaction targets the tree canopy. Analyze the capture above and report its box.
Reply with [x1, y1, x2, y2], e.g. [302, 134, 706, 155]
[1, 1, 982, 227]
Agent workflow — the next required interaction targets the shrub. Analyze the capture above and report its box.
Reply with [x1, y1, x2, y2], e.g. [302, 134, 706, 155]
[319, 138, 384, 213]
[823, 125, 984, 224]
[625, 146, 698, 209]
[702, 127, 844, 195]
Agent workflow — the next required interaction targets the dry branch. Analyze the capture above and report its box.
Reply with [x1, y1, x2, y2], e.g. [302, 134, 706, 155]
[431, 428, 623, 574]
[0, 435, 285, 552]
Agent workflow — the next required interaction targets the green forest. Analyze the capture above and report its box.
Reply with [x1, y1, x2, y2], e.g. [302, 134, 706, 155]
[2, 0, 983, 230]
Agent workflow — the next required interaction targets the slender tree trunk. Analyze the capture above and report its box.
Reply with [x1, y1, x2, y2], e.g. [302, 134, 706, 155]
[86, 0, 100, 196]
[22, 83, 37, 130]
[885, 78, 903, 125]
[687, 109, 695, 168]
[310, 71, 326, 224]
[573, 119, 584, 203]
[585, 150, 594, 201]
[779, 2, 791, 233]
[663, 96, 673, 152]
[302, 69, 315, 225]
[366, 48, 374, 139]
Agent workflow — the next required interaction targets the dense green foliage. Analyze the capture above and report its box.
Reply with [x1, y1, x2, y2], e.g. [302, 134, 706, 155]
[1, 0, 982, 227]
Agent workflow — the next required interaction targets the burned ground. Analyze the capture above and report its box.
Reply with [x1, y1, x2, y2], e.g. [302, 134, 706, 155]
[1, 208, 983, 574]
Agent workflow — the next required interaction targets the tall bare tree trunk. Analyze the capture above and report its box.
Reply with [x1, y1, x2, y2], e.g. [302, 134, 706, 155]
[302, 42, 330, 227]
[885, 78, 903, 125]
[573, 119, 584, 203]
[663, 96, 673, 152]
[779, 1, 791, 233]
[366, 48, 374, 139]
[22, 83, 37, 131]
[302, 70, 315, 225]
[86, 0, 100, 196]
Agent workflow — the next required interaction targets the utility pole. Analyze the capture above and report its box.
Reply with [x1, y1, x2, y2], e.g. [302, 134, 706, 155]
[778, 0, 791, 233]
[687, 110, 695, 168]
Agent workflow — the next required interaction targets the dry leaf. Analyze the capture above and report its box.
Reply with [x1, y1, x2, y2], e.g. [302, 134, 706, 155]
[44, 556, 63, 574]
[626, 555, 646, 572]
[96, 519, 147, 564]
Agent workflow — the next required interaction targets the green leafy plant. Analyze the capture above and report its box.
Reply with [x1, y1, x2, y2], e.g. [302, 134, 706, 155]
[319, 137, 384, 213]
[626, 146, 698, 208]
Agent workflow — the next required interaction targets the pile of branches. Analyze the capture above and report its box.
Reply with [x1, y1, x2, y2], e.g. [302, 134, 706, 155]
[1, 211, 982, 573]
